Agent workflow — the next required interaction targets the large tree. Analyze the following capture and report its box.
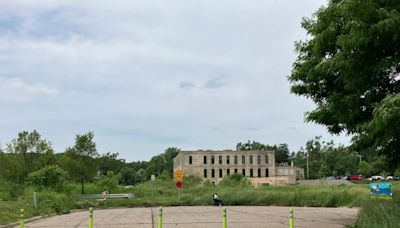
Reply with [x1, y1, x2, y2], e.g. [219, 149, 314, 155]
[289, 0, 400, 134]
[5, 130, 55, 179]
[59, 131, 98, 193]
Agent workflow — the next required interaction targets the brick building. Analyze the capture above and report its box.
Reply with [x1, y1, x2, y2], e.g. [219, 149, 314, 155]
[173, 150, 304, 185]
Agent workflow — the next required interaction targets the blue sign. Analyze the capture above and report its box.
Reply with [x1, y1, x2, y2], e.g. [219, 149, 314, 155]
[369, 183, 392, 196]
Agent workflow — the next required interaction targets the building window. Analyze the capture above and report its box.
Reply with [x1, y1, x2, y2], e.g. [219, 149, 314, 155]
[227, 169, 230, 175]
[226, 155, 230, 164]
[265, 155, 269, 164]
[250, 169, 254, 177]
[204, 155, 207, 164]
[219, 169, 223, 178]
[234, 169, 238, 173]
[265, 168, 269, 177]
[211, 156, 215, 164]
[189, 155, 192, 165]
[234, 155, 238, 164]
[242, 155, 246, 164]
[212, 169, 215, 178]
[250, 155, 253, 164]
[204, 169, 207, 178]
[242, 169, 246, 176]
[257, 168, 261, 177]
[257, 155, 261, 164]
[219, 155, 222, 164]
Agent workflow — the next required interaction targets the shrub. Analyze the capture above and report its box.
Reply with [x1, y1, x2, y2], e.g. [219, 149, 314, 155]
[27, 165, 67, 192]
[95, 171, 121, 193]
[182, 175, 202, 187]
[220, 173, 250, 186]
[24, 188, 73, 214]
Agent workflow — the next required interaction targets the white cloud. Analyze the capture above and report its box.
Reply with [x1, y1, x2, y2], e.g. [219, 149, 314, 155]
[0, 76, 57, 103]
[0, 0, 350, 162]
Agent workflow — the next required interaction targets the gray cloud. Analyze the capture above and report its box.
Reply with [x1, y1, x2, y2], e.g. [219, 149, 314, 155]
[179, 81, 196, 90]
[203, 75, 227, 89]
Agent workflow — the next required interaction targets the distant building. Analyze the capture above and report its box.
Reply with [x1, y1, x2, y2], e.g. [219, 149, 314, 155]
[173, 150, 304, 185]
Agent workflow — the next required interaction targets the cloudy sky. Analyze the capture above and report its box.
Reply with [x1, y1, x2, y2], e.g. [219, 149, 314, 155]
[0, 0, 349, 161]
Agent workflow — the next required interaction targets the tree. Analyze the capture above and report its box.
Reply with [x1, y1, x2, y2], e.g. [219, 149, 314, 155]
[358, 161, 372, 177]
[95, 171, 121, 193]
[59, 132, 98, 194]
[27, 165, 67, 191]
[98, 152, 124, 175]
[289, 0, 400, 135]
[236, 141, 289, 163]
[5, 130, 55, 177]
[354, 94, 400, 171]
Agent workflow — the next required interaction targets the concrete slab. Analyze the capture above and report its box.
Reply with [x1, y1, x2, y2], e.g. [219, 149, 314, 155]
[16, 206, 358, 228]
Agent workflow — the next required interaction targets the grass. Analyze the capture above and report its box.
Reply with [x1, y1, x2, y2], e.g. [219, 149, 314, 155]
[0, 201, 36, 225]
[349, 182, 400, 228]
[0, 181, 399, 226]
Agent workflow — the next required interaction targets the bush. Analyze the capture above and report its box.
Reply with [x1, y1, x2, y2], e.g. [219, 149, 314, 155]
[35, 190, 71, 215]
[27, 165, 67, 192]
[0, 179, 24, 201]
[182, 175, 202, 187]
[95, 171, 122, 193]
[220, 173, 250, 186]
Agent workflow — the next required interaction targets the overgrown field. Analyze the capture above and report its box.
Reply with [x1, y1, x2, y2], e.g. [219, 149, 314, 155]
[0, 180, 399, 227]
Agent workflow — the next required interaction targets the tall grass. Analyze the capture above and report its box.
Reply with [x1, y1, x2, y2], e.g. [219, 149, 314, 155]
[351, 183, 400, 228]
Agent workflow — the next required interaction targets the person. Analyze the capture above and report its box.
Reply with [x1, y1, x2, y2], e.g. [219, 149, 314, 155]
[213, 193, 223, 206]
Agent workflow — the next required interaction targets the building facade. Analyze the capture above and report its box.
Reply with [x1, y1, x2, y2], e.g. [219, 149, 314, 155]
[173, 150, 304, 185]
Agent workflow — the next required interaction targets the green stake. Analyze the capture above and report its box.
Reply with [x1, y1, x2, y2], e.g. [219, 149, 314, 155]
[289, 208, 294, 228]
[222, 207, 227, 228]
[19, 209, 24, 228]
[89, 207, 93, 228]
[158, 206, 163, 228]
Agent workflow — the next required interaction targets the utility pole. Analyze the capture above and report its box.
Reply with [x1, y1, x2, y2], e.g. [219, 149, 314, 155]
[306, 152, 309, 179]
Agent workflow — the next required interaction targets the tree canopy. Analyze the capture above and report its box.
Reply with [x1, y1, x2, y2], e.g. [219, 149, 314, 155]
[289, 0, 400, 134]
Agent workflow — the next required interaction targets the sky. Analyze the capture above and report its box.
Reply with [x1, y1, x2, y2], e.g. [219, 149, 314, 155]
[0, 0, 350, 162]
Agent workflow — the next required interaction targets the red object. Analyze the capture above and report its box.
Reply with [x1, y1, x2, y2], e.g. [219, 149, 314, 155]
[176, 181, 182, 188]
[349, 175, 363, 181]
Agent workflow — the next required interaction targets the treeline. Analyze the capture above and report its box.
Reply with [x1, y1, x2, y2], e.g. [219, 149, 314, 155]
[237, 138, 400, 179]
[0, 130, 180, 187]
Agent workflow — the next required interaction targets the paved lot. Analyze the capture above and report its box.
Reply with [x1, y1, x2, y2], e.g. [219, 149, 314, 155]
[17, 206, 358, 228]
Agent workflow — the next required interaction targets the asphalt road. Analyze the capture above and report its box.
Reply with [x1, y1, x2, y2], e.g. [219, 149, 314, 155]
[16, 206, 358, 228]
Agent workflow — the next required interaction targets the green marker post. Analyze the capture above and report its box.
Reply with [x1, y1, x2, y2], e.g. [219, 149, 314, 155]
[89, 207, 93, 228]
[289, 208, 294, 228]
[222, 207, 227, 228]
[158, 206, 163, 228]
[19, 209, 24, 228]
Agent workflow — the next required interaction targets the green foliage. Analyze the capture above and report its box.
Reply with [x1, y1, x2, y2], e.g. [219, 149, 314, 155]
[182, 175, 202, 187]
[95, 171, 122, 193]
[289, 0, 400, 135]
[59, 132, 99, 183]
[220, 173, 250, 186]
[98, 152, 124, 175]
[358, 161, 372, 177]
[292, 136, 358, 178]
[372, 156, 387, 175]
[236, 141, 289, 163]
[0, 179, 24, 201]
[27, 165, 67, 191]
[395, 168, 400, 177]
[3, 130, 55, 182]
[35, 190, 71, 215]
[355, 94, 400, 171]
[353, 199, 400, 228]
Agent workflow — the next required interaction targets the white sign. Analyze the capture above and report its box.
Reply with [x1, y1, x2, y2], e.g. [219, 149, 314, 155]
[151, 174, 155, 181]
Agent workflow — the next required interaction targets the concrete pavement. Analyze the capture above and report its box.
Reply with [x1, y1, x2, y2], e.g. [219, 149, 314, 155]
[16, 206, 358, 228]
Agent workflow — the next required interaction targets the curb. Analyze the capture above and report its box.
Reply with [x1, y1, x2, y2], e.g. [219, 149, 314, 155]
[0, 209, 87, 228]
